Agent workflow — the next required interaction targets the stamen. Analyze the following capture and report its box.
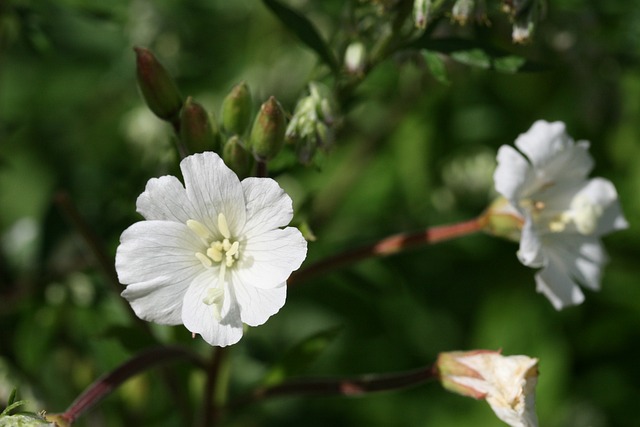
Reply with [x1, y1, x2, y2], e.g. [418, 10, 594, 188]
[187, 219, 211, 239]
[218, 213, 231, 239]
[195, 252, 213, 267]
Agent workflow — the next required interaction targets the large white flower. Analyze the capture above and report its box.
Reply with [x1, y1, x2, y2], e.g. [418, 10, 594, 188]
[115, 152, 307, 346]
[438, 350, 539, 427]
[494, 120, 628, 309]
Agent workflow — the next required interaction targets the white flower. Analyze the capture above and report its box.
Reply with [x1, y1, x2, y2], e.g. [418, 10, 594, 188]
[438, 350, 539, 427]
[115, 152, 307, 346]
[494, 120, 628, 309]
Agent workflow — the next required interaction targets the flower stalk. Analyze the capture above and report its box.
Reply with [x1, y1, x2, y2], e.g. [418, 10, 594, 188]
[288, 217, 486, 286]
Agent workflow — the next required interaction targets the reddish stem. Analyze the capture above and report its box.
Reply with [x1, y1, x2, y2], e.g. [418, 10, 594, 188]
[288, 217, 485, 286]
[58, 346, 205, 424]
[233, 364, 437, 407]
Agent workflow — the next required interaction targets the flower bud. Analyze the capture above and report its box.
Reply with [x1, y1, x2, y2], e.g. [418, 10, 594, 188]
[344, 42, 367, 76]
[413, 0, 432, 29]
[480, 197, 524, 242]
[248, 96, 286, 161]
[451, 0, 474, 25]
[221, 82, 252, 136]
[134, 47, 183, 122]
[437, 350, 539, 427]
[179, 97, 220, 153]
[223, 136, 252, 179]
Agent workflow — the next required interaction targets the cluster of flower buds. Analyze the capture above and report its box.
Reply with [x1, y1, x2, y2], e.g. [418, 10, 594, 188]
[134, 47, 289, 175]
[286, 82, 338, 165]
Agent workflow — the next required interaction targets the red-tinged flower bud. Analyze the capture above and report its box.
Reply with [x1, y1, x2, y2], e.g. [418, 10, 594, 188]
[221, 82, 252, 135]
[248, 96, 286, 161]
[223, 135, 253, 179]
[134, 47, 183, 123]
[180, 97, 220, 153]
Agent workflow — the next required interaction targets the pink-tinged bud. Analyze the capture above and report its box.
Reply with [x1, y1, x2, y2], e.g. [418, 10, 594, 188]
[248, 96, 286, 161]
[221, 81, 252, 135]
[134, 47, 183, 122]
[437, 350, 539, 427]
[179, 97, 220, 153]
[223, 135, 253, 179]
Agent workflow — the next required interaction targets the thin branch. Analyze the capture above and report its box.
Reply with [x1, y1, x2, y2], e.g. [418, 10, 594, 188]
[234, 364, 437, 407]
[58, 346, 205, 424]
[201, 347, 228, 427]
[288, 216, 486, 286]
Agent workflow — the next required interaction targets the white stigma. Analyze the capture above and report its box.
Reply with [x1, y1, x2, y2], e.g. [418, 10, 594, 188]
[570, 194, 603, 235]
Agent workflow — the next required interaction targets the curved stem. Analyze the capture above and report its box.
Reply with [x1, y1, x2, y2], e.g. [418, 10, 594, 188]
[233, 364, 437, 407]
[288, 216, 486, 286]
[58, 346, 205, 425]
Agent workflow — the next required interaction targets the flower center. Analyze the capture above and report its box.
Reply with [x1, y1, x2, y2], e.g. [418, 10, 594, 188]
[522, 194, 603, 235]
[187, 213, 241, 320]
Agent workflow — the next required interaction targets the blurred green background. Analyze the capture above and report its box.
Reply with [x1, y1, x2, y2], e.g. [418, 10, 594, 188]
[1, 0, 639, 426]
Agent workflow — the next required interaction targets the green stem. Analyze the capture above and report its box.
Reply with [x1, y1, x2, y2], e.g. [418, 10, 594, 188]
[288, 216, 486, 286]
[201, 347, 229, 427]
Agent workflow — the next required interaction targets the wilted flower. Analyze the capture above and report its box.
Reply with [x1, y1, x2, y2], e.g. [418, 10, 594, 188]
[493, 120, 628, 309]
[437, 350, 539, 427]
[116, 152, 307, 346]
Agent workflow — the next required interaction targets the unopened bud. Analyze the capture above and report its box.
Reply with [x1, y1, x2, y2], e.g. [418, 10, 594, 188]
[221, 82, 252, 136]
[344, 42, 367, 76]
[451, 0, 474, 25]
[134, 47, 183, 122]
[179, 97, 219, 153]
[223, 136, 252, 179]
[248, 96, 286, 161]
[413, 0, 433, 29]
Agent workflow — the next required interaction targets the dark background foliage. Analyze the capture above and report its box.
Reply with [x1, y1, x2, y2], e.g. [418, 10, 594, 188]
[1, 0, 639, 426]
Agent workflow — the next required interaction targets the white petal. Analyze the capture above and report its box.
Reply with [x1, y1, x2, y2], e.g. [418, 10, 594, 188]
[181, 272, 243, 347]
[545, 235, 605, 290]
[116, 221, 203, 324]
[136, 175, 194, 222]
[514, 121, 593, 182]
[232, 277, 286, 327]
[494, 145, 533, 201]
[180, 152, 247, 234]
[576, 178, 628, 235]
[241, 177, 294, 237]
[517, 220, 544, 267]
[116, 221, 202, 286]
[121, 277, 188, 325]
[534, 258, 585, 310]
[237, 227, 307, 289]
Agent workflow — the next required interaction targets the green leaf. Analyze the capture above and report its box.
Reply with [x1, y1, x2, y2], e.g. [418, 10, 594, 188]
[262, 326, 342, 386]
[409, 37, 544, 73]
[262, 0, 339, 73]
[422, 50, 450, 84]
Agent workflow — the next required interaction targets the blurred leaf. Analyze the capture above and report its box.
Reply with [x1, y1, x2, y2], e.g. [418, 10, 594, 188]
[421, 50, 450, 84]
[104, 326, 160, 353]
[261, 325, 342, 386]
[262, 0, 339, 73]
[410, 37, 544, 72]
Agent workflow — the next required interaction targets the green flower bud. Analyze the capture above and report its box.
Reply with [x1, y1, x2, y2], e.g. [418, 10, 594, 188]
[134, 47, 183, 123]
[413, 0, 433, 29]
[222, 136, 253, 179]
[221, 82, 252, 135]
[179, 97, 220, 153]
[248, 96, 286, 161]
